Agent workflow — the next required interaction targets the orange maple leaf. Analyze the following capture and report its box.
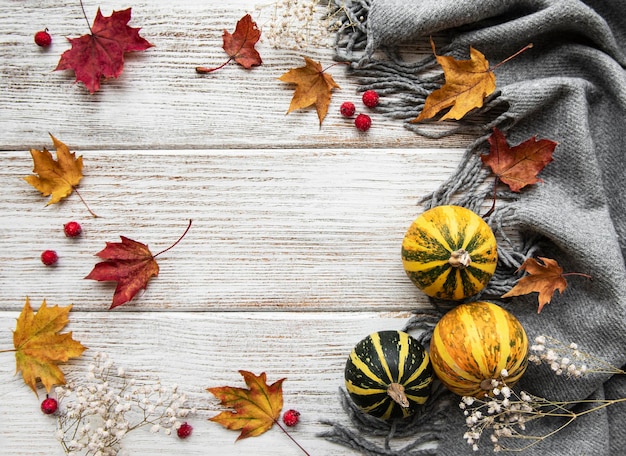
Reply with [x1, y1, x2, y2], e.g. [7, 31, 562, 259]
[412, 38, 496, 122]
[12, 298, 87, 395]
[502, 257, 573, 313]
[85, 221, 192, 309]
[196, 14, 262, 73]
[208, 371, 285, 440]
[278, 57, 340, 126]
[24, 134, 84, 206]
[482, 127, 557, 192]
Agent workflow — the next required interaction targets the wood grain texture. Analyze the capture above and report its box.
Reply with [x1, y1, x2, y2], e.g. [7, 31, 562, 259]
[0, 0, 472, 151]
[0, 311, 423, 455]
[1, 148, 463, 312]
[0, 0, 472, 454]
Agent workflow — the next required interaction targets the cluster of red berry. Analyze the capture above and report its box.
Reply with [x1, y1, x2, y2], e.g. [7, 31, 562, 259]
[40, 221, 82, 266]
[340, 89, 380, 132]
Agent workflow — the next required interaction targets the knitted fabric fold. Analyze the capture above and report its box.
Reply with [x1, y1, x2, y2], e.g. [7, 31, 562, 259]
[323, 1, 626, 454]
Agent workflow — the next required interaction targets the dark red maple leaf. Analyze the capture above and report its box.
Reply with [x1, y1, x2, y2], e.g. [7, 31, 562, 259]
[481, 127, 557, 192]
[196, 14, 262, 73]
[85, 221, 192, 309]
[85, 236, 159, 309]
[55, 8, 153, 93]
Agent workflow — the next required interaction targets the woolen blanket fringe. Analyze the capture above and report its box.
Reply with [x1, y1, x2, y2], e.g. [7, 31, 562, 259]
[320, 0, 626, 454]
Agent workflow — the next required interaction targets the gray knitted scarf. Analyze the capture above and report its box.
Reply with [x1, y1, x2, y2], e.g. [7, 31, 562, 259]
[321, 1, 626, 454]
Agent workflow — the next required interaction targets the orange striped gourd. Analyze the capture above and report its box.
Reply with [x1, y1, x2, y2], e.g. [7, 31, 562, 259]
[345, 331, 433, 420]
[402, 205, 498, 300]
[430, 302, 528, 397]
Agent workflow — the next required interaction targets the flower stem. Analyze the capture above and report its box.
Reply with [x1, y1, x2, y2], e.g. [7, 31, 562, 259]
[153, 219, 193, 258]
[274, 420, 311, 456]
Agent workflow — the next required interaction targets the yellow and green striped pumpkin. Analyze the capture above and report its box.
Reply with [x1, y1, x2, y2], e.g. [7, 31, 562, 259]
[430, 302, 528, 398]
[345, 330, 433, 420]
[402, 205, 498, 301]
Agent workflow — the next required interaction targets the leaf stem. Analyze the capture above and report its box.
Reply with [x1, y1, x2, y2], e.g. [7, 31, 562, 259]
[562, 272, 593, 280]
[274, 420, 311, 456]
[79, 0, 93, 34]
[0, 349, 16, 353]
[153, 220, 193, 258]
[482, 176, 499, 218]
[72, 186, 98, 218]
[322, 61, 350, 73]
[196, 58, 233, 74]
[490, 43, 534, 72]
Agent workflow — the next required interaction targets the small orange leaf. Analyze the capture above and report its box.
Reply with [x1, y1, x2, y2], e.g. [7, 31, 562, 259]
[24, 134, 84, 206]
[482, 127, 557, 192]
[412, 38, 495, 122]
[13, 298, 87, 395]
[278, 57, 340, 126]
[502, 257, 568, 313]
[208, 371, 285, 440]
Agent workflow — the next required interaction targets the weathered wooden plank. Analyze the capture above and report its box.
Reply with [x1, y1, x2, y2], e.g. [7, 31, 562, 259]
[0, 0, 471, 151]
[0, 310, 423, 455]
[0, 148, 463, 312]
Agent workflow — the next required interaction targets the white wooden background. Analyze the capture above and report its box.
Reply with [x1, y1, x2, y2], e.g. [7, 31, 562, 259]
[0, 1, 471, 454]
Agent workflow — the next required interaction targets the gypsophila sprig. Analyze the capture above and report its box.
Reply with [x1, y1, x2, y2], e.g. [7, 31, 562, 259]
[54, 352, 196, 455]
[259, 0, 357, 50]
[460, 366, 626, 452]
[529, 335, 626, 377]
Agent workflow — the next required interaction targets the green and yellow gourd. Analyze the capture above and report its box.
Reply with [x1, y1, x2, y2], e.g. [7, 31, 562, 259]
[430, 302, 528, 398]
[345, 331, 433, 420]
[402, 205, 498, 301]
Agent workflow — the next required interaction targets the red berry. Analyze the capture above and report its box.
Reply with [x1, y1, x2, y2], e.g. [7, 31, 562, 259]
[354, 113, 371, 132]
[177, 422, 193, 439]
[41, 250, 58, 266]
[340, 101, 356, 118]
[64, 221, 82, 238]
[362, 90, 379, 108]
[34, 29, 52, 47]
[282, 409, 300, 427]
[41, 396, 58, 415]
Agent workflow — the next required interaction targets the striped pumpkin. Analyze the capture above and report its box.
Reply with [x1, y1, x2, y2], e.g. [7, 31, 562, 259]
[345, 330, 433, 420]
[402, 205, 498, 301]
[430, 302, 528, 398]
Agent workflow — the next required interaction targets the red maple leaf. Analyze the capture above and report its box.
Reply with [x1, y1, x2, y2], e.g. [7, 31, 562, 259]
[55, 8, 153, 93]
[481, 127, 557, 192]
[196, 14, 262, 73]
[85, 221, 192, 309]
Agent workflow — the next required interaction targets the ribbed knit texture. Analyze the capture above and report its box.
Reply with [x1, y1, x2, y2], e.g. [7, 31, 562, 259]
[321, 1, 626, 454]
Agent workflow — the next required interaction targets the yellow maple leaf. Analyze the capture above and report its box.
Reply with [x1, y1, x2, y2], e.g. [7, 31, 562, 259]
[208, 371, 285, 440]
[13, 298, 87, 394]
[24, 134, 84, 206]
[412, 38, 496, 122]
[279, 56, 340, 126]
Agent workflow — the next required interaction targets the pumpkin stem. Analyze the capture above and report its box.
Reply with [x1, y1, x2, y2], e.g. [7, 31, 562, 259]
[387, 383, 410, 408]
[449, 249, 472, 268]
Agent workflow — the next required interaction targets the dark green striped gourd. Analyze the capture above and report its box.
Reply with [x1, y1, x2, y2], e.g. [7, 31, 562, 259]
[402, 205, 498, 301]
[345, 330, 433, 420]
